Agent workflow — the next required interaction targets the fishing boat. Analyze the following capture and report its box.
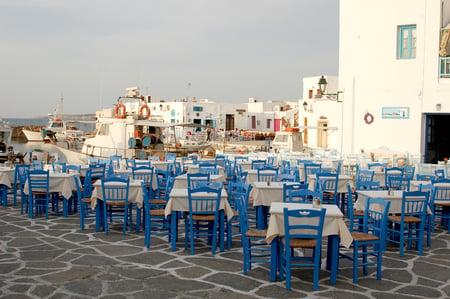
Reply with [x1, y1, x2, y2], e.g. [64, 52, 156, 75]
[54, 87, 214, 164]
[0, 118, 14, 163]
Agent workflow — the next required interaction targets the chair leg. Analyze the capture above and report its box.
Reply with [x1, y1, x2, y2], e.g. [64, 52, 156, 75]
[353, 243, 359, 284]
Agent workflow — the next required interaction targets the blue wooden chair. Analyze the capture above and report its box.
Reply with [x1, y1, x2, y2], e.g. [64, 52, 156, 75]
[235, 192, 270, 274]
[315, 172, 339, 205]
[303, 163, 322, 184]
[101, 177, 131, 235]
[135, 160, 151, 168]
[385, 167, 405, 189]
[27, 169, 50, 219]
[31, 160, 43, 170]
[251, 159, 266, 170]
[52, 161, 67, 173]
[227, 181, 252, 248]
[430, 184, 450, 233]
[403, 165, 415, 179]
[387, 176, 410, 191]
[142, 182, 170, 248]
[387, 191, 428, 257]
[155, 169, 172, 199]
[257, 166, 278, 182]
[286, 188, 323, 203]
[164, 153, 177, 162]
[14, 164, 30, 209]
[279, 208, 326, 291]
[214, 154, 227, 167]
[346, 183, 364, 232]
[187, 172, 210, 190]
[132, 166, 154, 197]
[185, 185, 223, 255]
[355, 169, 375, 190]
[416, 174, 436, 181]
[89, 163, 106, 183]
[356, 181, 381, 190]
[198, 165, 219, 175]
[282, 183, 308, 202]
[339, 197, 391, 283]
[77, 169, 98, 231]
[66, 164, 81, 174]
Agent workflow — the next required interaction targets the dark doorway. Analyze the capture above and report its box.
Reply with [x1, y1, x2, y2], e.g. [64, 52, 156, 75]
[424, 114, 450, 163]
[225, 114, 234, 131]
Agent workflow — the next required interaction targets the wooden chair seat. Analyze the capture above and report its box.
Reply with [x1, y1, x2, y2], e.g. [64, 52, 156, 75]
[106, 201, 126, 206]
[81, 197, 91, 204]
[388, 215, 421, 223]
[150, 209, 165, 216]
[435, 202, 450, 207]
[354, 209, 364, 216]
[281, 237, 316, 248]
[245, 228, 267, 238]
[149, 199, 167, 205]
[351, 231, 379, 242]
[188, 214, 216, 221]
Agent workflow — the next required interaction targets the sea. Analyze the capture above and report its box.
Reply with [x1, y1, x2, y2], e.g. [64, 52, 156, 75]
[4, 117, 49, 127]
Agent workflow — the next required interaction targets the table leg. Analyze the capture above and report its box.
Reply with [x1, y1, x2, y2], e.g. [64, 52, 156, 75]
[256, 206, 268, 229]
[171, 212, 178, 251]
[95, 202, 103, 232]
[270, 237, 279, 282]
[327, 235, 339, 285]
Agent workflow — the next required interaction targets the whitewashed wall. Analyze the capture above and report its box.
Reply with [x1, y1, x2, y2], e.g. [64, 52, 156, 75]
[339, 0, 450, 155]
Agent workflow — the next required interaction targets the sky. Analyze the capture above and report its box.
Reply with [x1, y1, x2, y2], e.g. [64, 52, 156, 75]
[0, 0, 339, 118]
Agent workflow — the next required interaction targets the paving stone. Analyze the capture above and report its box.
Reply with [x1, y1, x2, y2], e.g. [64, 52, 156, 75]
[185, 257, 242, 272]
[41, 267, 99, 284]
[108, 267, 166, 280]
[412, 261, 449, 282]
[6, 237, 44, 248]
[30, 284, 57, 298]
[0, 263, 22, 274]
[142, 275, 214, 292]
[8, 284, 31, 293]
[95, 244, 143, 256]
[160, 259, 191, 269]
[26, 260, 68, 269]
[255, 284, 308, 298]
[20, 249, 65, 261]
[106, 279, 143, 294]
[117, 251, 174, 265]
[396, 285, 444, 298]
[190, 288, 260, 299]
[382, 269, 412, 283]
[175, 266, 211, 278]
[0, 294, 32, 299]
[62, 279, 103, 297]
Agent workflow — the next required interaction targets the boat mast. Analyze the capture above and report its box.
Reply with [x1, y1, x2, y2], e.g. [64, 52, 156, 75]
[60, 93, 64, 120]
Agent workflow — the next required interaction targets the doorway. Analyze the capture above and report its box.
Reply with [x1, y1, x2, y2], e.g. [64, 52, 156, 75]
[424, 114, 450, 163]
[317, 120, 328, 148]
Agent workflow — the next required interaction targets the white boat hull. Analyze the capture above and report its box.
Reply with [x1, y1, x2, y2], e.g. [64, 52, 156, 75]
[22, 129, 44, 142]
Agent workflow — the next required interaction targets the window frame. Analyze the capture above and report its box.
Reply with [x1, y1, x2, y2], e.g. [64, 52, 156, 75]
[398, 25, 417, 59]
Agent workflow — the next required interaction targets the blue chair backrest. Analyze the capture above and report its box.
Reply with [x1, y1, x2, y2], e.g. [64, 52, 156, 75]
[66, 164, 81, 174]
[251, 160, 266, 170]
[187, 172, 211, 189]
[387, 176, 410, 191]
[32, 160, 43, 170]
[363, 197, 390, 241]
[28, 170, 50, 195]
[403, 165, 415, 179]
[282, 183, 308, 202]
[101, 177, 130, 204]
[188, 185, 222, 215]
[357, 181, 381, 190]
[283, 208, 326, 246]
[165, 153, 176, 162]
[257, 166, 278, 182]
[132, 166, 154, 185]
[286, 188, 323, 203]
[89, 163, 106, 180]
[228, 181, 251, 209]
[401, 191, 428, 220]
[52, 161, 67, 173]
[15, 164, 30, 185]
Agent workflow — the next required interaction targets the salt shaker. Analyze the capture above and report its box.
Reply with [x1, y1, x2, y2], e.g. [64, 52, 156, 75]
[313, 197, 321, 208]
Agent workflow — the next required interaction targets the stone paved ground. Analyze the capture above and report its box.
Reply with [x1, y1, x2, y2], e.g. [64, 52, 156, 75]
[1, 202, 450, 299]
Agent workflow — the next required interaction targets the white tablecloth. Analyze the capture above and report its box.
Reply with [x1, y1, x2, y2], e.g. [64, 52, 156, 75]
[165, 188, 233, 220]
[173, 174, 225, 189]
[91, 179, 144, 209]
[0, 167, 14, 188]
[250, 181, 285, 206]
[266, 202, 352, 248]
[23, 173, 79, 200]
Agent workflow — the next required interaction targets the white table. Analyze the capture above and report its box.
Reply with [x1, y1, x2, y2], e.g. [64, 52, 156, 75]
[23, 173, 79, 200]
[266, 202, 352, 285]
[91, 179, 144, 209]
[173, 174, 225, 189]
[307, 174, 353, 193]
[114, 169, 158, 189]
[185, 164, 225, 176]
[0, 167, 14, 188]
[165, 188, 233, 251]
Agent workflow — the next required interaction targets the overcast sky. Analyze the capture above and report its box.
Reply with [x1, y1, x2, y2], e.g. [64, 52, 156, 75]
[0, 0, 339, 118]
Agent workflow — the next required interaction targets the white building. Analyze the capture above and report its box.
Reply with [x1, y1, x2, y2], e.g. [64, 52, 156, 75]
[339, 0, 450, 163]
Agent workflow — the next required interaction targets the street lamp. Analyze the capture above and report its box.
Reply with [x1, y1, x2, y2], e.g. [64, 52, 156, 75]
[317, 75, 343, 103]
[318, 75, 345, 158]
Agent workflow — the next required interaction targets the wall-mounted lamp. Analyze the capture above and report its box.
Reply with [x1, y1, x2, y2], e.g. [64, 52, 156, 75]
[302, 101, 308, 112]
[436, 103, 442, 111]
[318, 75, 343, 103]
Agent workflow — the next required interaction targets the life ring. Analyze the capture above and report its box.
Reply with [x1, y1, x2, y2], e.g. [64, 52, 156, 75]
[139, 105, 150, 118]
[115, 104, 126, 119]
[364, 112, 374, 125]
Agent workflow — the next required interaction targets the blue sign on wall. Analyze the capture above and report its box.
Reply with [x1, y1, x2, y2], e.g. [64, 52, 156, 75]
[381, 107, 410, 119]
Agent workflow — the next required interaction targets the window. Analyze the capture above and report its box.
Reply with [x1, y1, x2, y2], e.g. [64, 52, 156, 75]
[251, 116, 256, 129]
[193, 106, 203, 112]
[398, 25, 416, 59]
[266, 119, 272, 129]
[98, 124, 109, 136]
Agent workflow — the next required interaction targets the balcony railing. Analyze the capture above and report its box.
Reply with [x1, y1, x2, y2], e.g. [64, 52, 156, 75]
[440, 56, 450, 78]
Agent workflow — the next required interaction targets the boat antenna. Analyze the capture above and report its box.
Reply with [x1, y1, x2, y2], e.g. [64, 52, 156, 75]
[60, 93, 64, 120]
